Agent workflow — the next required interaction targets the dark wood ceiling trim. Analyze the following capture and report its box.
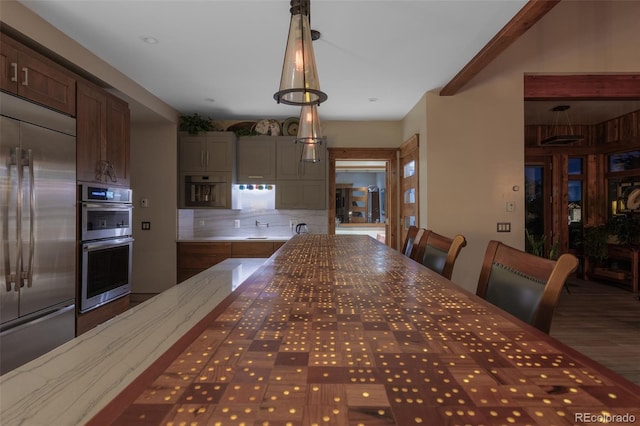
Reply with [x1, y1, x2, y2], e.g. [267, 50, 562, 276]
[524, 74, 640, 100]
[440, 0, 560, 96]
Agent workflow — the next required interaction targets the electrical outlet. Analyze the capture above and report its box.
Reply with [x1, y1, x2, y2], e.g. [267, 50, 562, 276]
[140, 198, 149, 208]
[506, 201, 515, 212]
[290, 219, 297, 228]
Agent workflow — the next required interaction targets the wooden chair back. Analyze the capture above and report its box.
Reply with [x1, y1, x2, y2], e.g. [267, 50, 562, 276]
[476, 240, 579, 334]
[414, 230, 467, 279]
[401, 226, 420, 257]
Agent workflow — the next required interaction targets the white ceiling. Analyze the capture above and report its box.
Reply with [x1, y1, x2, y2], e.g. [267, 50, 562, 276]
[20, 0, 528, 122]
[18, 1, 640, 125]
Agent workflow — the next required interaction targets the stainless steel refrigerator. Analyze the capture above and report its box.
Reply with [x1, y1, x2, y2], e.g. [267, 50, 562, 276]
[1, 93, 76, 375]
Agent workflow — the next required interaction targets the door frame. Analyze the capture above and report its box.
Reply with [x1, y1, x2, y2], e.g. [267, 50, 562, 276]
[328, 148, 399, 249]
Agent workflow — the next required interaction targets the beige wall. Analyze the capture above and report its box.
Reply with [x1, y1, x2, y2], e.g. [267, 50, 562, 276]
[414, 0, 640, 291]
[130, 123, 178, 293]
[323, 120, 402, 148]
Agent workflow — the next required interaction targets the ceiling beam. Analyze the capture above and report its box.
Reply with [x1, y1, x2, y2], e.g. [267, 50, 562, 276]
[439, 0, 560, 96]
[524, 74, 640, 100]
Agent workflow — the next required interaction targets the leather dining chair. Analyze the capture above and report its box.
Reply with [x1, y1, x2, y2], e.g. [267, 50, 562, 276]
[414, 230, 467, 280]
[401, 226, 421, 257]
[476, 240, 579, 334]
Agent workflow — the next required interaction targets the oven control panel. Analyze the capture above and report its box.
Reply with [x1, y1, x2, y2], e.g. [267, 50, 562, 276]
[82, 185, 132, 203]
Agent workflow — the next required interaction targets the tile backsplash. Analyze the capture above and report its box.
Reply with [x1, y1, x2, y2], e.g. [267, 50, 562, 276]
[179, 209, 328, 239]
[179, 184, 328, 239]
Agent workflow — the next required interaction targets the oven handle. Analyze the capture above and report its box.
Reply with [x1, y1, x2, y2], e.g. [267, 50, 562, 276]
[83, 237, 134, 251]
[81, 202, 133, 210]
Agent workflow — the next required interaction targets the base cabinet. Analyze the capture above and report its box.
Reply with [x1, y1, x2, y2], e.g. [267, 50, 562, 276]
[177, 241, 285, 283]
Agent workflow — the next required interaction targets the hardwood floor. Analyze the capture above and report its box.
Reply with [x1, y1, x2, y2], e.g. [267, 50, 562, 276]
[550, 278, 640, 385]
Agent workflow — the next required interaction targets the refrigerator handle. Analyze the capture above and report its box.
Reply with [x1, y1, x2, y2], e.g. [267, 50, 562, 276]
[3, 148, 17, 292]
[26, 149, 35, 287]
[14, 147, 24, 291]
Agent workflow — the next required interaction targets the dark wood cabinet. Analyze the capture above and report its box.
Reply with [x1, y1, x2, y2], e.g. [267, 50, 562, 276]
[76, 80, 130, 186]
[177, 241, 285, 283]
[584, 244, 639, 296]
[0, 33, 76, 116]
[177, 242, 232, 283]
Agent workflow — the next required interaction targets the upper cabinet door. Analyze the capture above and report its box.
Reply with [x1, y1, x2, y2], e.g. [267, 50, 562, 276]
[106, 96, 131, 186]
[0, 34, 76, 116]
[76, 81, 107, 183]
[276, 138, 326, 180]
[179, 132, 235, 173]
[77, 80, 130, 186]
[0, 38, 18, 93]
[236, 136, 276, 182]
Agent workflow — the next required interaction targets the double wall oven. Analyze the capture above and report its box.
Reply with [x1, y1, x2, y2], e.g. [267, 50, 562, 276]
[79, 184, 133, 313]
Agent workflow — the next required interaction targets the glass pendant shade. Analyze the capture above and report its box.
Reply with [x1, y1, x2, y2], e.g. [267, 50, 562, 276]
[300, 141, 321, 163]
[274, 0, 327, 106]
[297, 104, 322, 163]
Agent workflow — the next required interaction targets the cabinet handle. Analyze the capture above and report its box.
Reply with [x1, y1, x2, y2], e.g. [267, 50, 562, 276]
[21, 67, 28, 86]
[248, 175, 264, 179]
[201, 151, 205, 167]
[206, 151, 209, 167]
[10, 63, 18, 82]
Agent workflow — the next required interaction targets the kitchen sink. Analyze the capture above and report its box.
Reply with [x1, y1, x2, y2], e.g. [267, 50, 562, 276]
[246, 237, 268, 239]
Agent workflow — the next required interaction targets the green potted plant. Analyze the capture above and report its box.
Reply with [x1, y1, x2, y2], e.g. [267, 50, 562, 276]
[581, 225, 610, 262]
[609, 214, 640, 246]
[179, 113, 215, 134]
[525, 229, 546, 257]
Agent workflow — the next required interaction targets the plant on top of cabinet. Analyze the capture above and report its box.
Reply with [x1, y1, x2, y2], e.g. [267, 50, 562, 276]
[179, 113, 220, 134]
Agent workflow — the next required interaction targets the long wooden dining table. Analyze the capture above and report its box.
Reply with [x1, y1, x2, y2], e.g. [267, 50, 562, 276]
[93, 235, 640, 425]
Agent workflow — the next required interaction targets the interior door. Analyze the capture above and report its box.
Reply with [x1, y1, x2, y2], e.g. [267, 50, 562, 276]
[399, 135, 419, 245]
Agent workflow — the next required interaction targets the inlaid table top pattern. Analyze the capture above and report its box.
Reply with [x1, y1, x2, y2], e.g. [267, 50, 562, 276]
[102, 235, 640, 425]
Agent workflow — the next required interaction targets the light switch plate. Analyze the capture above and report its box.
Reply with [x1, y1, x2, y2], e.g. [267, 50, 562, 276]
[497, 222, 511, 232]
[141, 221, 151, 230]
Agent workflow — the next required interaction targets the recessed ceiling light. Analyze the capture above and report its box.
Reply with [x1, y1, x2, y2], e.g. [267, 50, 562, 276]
[368, 98, 379, 102]
[140, 36, 158, 44]
[204, 98, 215, 103]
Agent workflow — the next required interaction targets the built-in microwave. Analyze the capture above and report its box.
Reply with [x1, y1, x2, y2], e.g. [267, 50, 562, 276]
[80, 185, 133, 241]
[181, 174, 230, 208]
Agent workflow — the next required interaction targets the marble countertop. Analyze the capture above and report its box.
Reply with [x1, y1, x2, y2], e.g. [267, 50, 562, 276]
[0, 258, 267, 426]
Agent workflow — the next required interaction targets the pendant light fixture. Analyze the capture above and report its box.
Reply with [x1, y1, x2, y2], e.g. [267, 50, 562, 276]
[274, 0, 327, 106]
[540, 105, 585, 145]
[296, 104, 322, 163]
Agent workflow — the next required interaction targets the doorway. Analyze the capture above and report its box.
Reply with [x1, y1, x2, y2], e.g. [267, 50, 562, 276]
[328, 148, 399, 248]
